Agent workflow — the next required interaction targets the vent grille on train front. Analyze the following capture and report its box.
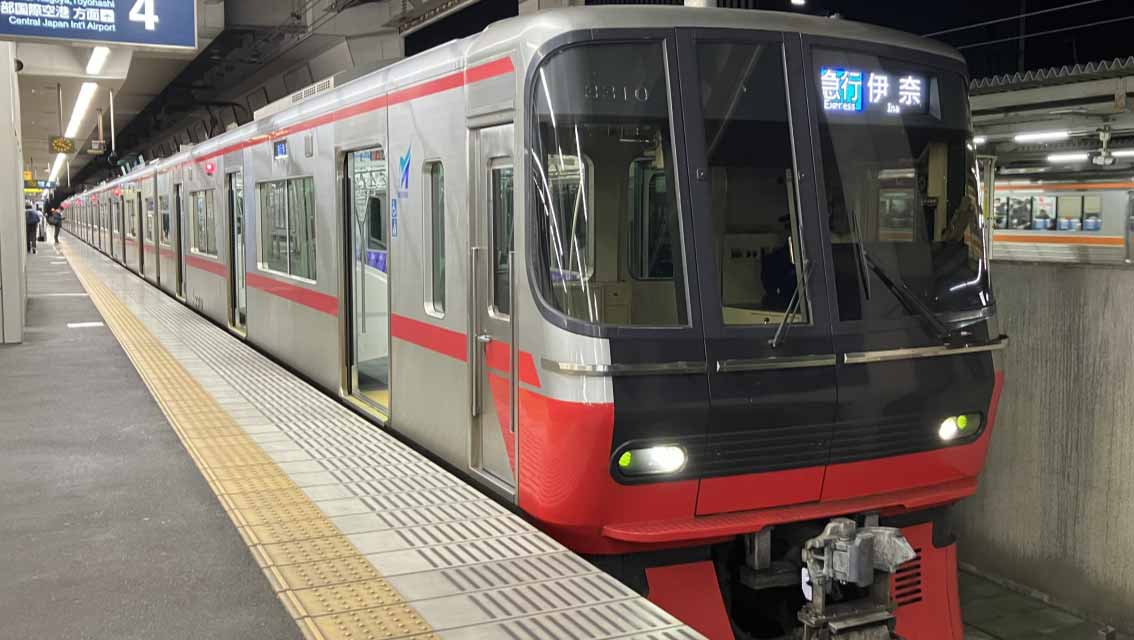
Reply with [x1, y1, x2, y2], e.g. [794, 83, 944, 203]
[891, 548, 924, 607]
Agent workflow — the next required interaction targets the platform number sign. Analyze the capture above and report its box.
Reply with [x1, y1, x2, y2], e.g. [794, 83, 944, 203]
[0, 0, 195, 50]
[128, 0, 159, 31]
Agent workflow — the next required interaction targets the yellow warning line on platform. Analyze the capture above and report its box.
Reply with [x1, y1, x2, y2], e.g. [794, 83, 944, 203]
[64, 246, 437, 640]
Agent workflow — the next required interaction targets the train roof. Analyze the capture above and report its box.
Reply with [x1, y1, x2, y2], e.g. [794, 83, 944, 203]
[478, 6, 964, 65]
[67, 6, 961, 203]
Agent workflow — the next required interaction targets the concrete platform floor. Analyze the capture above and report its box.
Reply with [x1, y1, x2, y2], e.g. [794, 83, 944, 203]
[0, 241, 299, 639]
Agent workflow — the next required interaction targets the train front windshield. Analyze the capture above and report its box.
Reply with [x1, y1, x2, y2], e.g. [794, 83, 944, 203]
[815, 48, 992, 327]
[528, 39, 991, 331]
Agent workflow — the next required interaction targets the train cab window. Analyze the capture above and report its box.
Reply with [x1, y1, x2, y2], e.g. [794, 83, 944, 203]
[531, 41, 688, 327]
[425, 161, 445, 314]
[159, 196, 171, 245]
[258, 177, 317, 280]
[814, 48, 992, 326]
[696, 42, 807, 326]
[190, 189, 218, 256]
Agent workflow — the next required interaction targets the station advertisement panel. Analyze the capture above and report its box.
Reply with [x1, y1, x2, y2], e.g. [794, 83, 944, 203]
[0, 0, 195, 50]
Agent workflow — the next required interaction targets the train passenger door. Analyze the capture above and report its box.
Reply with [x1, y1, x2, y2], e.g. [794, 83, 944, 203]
[227, 171, 247, 332]
[174, 184, 185, 299]
[677, 31, 838, 515]
[471, 125, 516, 491]
[345, 146, 390, 414]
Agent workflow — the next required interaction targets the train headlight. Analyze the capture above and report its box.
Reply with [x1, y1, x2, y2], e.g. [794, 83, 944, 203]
[938, 413, 982, 442]
[617, 445, 687, 476]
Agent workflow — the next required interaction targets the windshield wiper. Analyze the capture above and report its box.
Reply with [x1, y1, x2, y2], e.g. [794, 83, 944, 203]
[862, 253, 956, 343]
[770, 259, 814, 349]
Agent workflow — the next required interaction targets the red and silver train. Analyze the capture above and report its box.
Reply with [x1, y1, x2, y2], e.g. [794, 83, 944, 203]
[64, 7, 1006, 638]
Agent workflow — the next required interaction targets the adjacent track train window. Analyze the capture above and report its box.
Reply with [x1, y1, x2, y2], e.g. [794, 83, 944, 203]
[258, 177, 317, 280]
[696, 42, 807, 326]
[425, 161, 445, 314]
[531, 41, 688, 327]
[190, 189, 218, 256]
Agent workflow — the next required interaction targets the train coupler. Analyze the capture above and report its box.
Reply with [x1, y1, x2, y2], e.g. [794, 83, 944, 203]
[797, 518, 916, 640]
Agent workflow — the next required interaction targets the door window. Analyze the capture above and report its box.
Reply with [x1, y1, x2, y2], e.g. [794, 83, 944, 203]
[191, 189, 218, 256]
[491, 165, 514, 316]
[425, 161, 445, 314]
[696, 42, 808, 326]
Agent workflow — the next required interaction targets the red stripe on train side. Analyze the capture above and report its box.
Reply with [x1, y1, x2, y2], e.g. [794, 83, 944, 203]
[391, 313, 467, 362]
[245, 272, 339, 316]
[78, 57, 515, 195]
[186, 255, 227, 277]
[195, 56, 515, 165]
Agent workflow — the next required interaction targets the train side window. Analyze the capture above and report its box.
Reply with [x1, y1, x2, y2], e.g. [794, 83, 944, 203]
[696, 42, 807, 326]
[425, 161, 445, 315]
[258, 177, 316, 280]
[288, 177, 317, 280]
[191, 189, 218, 256]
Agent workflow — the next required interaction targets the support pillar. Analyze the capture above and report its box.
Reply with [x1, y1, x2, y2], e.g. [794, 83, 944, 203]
[0, 41, 26, 344]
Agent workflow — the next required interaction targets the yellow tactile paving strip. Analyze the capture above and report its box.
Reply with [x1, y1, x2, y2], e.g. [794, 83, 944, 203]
[64, 247, 437, 640]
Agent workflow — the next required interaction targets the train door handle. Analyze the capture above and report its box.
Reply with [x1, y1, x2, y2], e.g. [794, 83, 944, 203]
[476, 334, 492, 344]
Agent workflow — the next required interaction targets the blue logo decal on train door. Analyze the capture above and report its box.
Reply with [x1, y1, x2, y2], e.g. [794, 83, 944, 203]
[398, 146, 411, 197]
[390, 198, 398, 238]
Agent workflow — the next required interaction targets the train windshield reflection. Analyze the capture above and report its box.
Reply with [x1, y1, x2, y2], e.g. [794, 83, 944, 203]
[815, 48, 993, 327]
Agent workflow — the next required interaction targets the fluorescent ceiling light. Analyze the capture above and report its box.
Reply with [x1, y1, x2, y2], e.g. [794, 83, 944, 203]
[973, 136, 987, 145]
[1014, 130, 1069, 143]
[1047, 152, 1089, 163]
[48, 153, 65, 182]
[63, 82, 98, 139]
[86, 46, 109, 75]
[791, 0, 806, 5]
[1111, 149, 1134, 158]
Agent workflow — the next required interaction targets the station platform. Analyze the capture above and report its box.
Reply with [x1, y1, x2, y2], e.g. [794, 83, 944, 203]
[3, 236, 1125, 640]
[2, 237, 700, 640]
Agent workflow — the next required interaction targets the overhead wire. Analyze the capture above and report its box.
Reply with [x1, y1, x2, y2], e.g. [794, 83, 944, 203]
[954, 14, 1134, 50]
[923, 0, 1107, 37]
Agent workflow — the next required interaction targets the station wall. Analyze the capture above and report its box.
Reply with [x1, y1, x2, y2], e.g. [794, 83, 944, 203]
[952, 261, 1134, 631]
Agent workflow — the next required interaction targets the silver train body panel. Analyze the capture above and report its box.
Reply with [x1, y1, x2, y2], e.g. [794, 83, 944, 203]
[63, 7, 969, 498]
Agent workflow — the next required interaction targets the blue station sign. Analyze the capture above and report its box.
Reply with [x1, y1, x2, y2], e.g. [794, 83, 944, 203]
[0, 0, 196, 50]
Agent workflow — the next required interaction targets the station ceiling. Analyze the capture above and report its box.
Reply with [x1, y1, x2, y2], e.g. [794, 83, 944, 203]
[24, 0, 1134, 195]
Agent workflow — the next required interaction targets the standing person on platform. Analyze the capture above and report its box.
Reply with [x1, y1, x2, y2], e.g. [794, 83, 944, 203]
[48, 208, 63, 243]
[25, 206, 40, 254]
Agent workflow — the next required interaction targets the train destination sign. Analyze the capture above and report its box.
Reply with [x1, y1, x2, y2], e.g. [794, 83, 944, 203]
[0, 0, 196, 50]
[819, 67, 927, 115]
